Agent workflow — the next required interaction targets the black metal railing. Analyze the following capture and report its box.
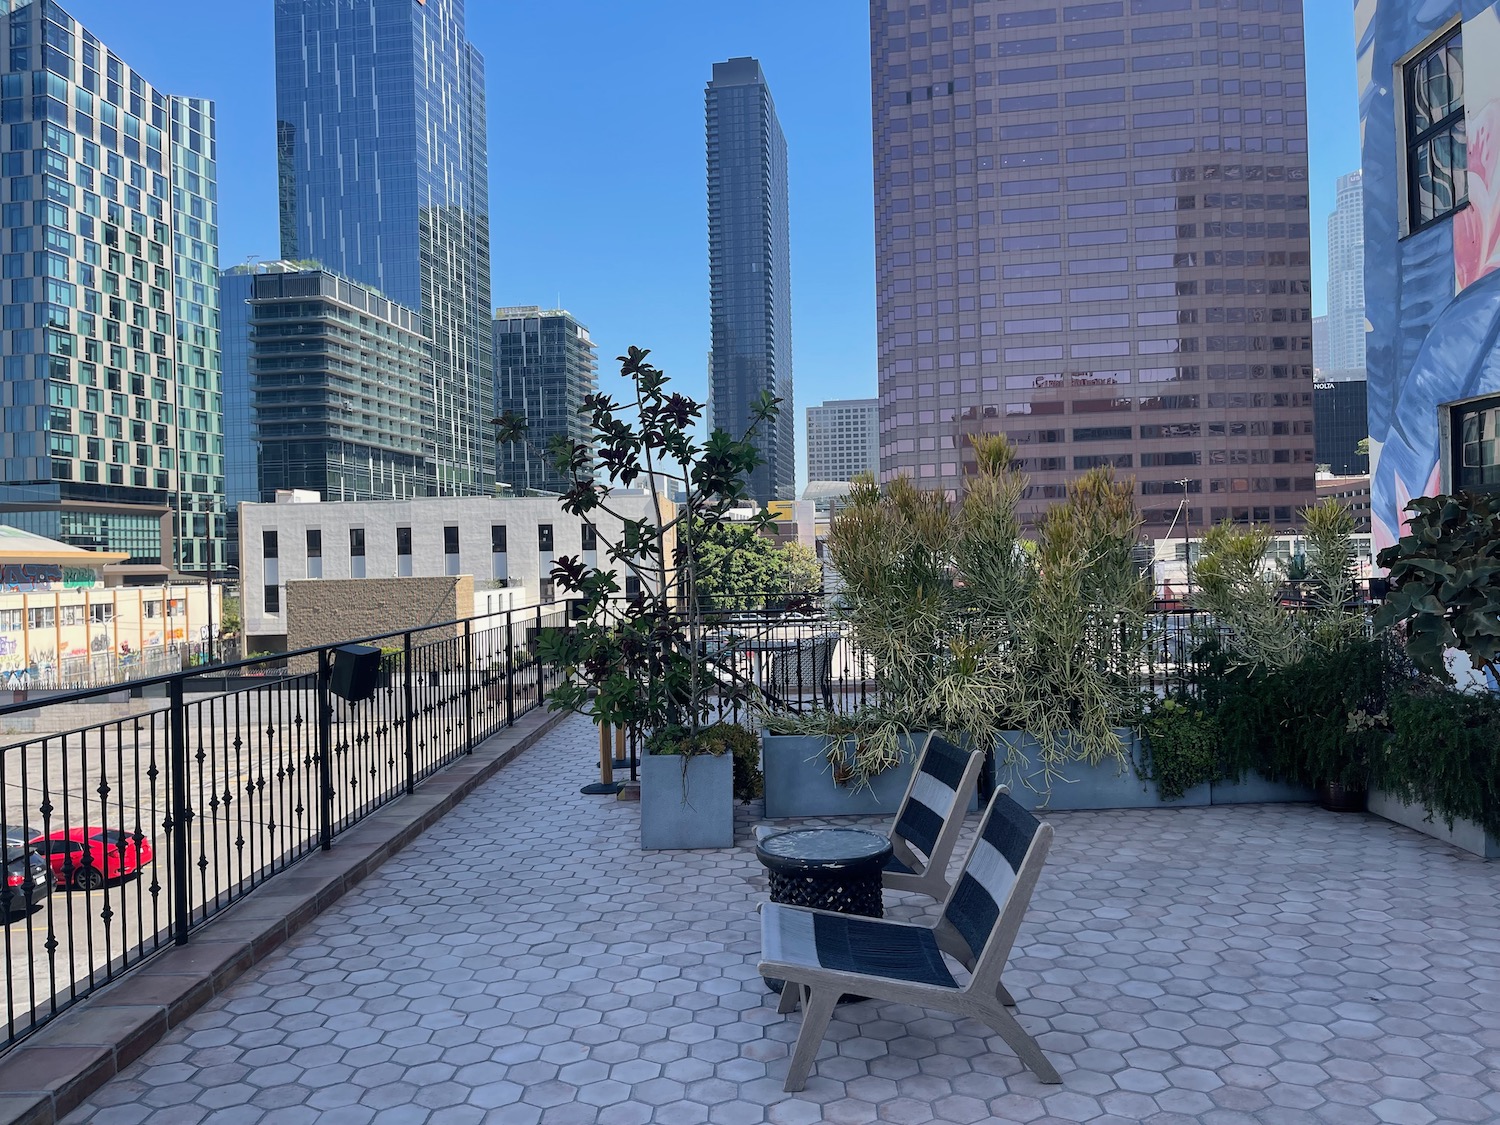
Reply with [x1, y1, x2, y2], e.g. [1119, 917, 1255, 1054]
[0, 603, 570, 1054]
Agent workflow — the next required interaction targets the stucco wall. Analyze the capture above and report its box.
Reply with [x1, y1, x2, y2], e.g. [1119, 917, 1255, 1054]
[284, 576, 473, 673]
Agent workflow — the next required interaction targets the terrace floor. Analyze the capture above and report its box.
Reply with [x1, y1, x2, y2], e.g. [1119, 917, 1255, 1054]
[64, 714, 1500, 1125]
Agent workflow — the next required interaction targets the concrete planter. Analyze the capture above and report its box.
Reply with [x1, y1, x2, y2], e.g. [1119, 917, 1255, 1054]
[760, 732, 920, 819]
[1210, 774, 1318, 805]
[640, 751, 734, 850]
[1368, 788, 1500, 859]
[999, 729, 1211, 811]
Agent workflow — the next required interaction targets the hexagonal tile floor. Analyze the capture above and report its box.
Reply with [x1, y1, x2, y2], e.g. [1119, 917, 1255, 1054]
[65, 714, 1500, 1124]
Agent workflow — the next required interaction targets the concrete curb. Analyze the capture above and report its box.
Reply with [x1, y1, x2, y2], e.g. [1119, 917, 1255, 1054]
[0, 705, 575, 1125]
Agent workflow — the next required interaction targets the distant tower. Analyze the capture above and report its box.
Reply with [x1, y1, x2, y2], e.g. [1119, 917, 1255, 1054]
[1325, 171, 1366, 376]
[274, 0, 493, 496]
[707, 58, 794, 503]
[492, 307, 599, 495]
[807, 399, 880, 483]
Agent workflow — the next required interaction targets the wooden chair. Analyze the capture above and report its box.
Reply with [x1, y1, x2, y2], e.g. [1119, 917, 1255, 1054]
[883, 733, 985, 900]
[758, 788, 1060, 1092]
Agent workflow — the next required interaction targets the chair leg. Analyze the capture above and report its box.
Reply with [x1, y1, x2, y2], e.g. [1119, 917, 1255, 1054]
[981, 1005, 1062, 1084]
[778, 980, 802, 1014]
[995, 979, 1016, 1007]
[783, 987, 838, 1093]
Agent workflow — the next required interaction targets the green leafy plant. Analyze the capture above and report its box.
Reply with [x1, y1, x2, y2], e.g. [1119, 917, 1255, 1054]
[689, 519, 821, 610]
[1375, 681, 1500, 836]
[494, 346, 774, 759]
[1375, 491, 1500, 683]
[1139, 697, 1218, 802]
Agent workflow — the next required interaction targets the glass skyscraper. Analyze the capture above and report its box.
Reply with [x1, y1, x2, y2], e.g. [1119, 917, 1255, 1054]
[0, 0, 222, 571]
[1324, 170, 1365, 377]
[492, 306, 598, 496]
[870, 1, 1318, 532]
[707, 57, 795, 504]
[274, 0, 492, 496]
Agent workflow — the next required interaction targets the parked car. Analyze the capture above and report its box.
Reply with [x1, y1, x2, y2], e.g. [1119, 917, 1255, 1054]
[3, 825, 40, 851]
[33, 828, 153, 890]
[3, 843, 52, 916]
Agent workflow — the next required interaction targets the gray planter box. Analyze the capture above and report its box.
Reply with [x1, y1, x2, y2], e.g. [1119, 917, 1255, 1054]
[640, 751, 734, 850]
[760, 732, 919, 819]
[1210, 774, 1318, 805]
[1368, 788, 1500, 859]
[999, 729, 1211, 811]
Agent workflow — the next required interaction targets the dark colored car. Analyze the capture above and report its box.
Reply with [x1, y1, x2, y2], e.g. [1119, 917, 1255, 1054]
[3, 843, 52, 916]
[34, 828, 153, 891]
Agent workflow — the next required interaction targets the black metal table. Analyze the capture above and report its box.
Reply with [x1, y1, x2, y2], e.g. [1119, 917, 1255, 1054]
[756, 827, 892, 915]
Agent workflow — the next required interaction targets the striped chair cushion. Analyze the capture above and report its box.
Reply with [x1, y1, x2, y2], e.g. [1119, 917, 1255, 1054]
[761, 903, 959, 989]
[893, 735, 971, 859]
[943, 794, 1039, 963]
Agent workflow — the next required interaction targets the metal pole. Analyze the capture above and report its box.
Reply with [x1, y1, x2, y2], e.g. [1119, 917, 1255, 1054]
[534, 604, 545, 706]
[403, 630, 415, 794]
[463, 619, 475, 754]
[317, 649, 333, 851]
[504, 611, 515, 726]
[168, 675, 191, 945]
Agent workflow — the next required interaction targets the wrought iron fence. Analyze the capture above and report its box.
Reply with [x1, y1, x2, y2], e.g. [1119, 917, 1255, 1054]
[0, 603, 569, 1054]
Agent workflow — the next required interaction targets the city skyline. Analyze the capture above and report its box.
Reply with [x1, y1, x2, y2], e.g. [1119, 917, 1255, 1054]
[55, 0, 1364, 499]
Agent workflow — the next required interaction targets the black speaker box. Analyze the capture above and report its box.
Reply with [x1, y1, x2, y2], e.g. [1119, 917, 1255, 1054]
[330, 643, 382, 703]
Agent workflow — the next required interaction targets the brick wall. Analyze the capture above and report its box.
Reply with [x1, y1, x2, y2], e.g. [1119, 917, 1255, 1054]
[285, 576, 473, 672]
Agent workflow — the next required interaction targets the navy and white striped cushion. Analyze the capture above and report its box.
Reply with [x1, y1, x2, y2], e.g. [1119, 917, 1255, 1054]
[943, 794, 1039, 962]
[893, 735, 970, 858]
[761, 903, 959, 989]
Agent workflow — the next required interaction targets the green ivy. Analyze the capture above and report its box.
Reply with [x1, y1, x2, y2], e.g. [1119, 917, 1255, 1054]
[1375, 686, 1500, 837]
[1139, 697, 1218, 802]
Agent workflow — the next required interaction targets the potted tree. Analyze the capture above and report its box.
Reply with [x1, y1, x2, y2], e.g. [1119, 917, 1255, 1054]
[494, 346, 773, 850]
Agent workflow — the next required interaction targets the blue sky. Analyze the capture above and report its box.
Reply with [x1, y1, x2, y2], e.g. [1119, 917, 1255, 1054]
[65, 0, 1360, 487]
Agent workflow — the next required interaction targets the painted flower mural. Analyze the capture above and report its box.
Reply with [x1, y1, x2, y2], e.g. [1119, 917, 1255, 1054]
[1455, 86, 1500, 289]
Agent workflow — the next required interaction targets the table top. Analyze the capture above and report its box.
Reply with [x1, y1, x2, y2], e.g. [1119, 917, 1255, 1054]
[755, 827, 892, 871]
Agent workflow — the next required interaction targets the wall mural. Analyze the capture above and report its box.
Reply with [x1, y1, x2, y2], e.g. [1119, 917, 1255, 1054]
[1360, 0, 1500, 550]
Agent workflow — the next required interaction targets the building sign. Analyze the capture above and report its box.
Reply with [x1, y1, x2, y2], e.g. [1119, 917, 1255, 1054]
[0, 564, 63, 592]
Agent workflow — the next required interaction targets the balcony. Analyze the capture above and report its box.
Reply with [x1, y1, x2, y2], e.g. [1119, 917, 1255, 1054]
[23, 708, 1498, 1125]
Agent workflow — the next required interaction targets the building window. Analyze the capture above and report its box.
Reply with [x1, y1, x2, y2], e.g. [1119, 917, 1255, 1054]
[581, 523, 597, 551]
[1404, 26, 1467, 233]
[28, 606, 55, 629]
[1450, 397, 1500, 493]
[265, 585, 280, 614]
[396, 525, 412, 578]
[444, 525, 460, 576]
[89, 603, 114, 624]
[349, 527, 365, 579]
[538, 524, 553, 552]
[491, 524, 506, 553]
[306, 529, 321, 558]
[262, 529, 278, 559]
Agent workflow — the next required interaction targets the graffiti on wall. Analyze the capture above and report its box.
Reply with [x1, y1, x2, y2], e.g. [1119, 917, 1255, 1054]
[0, 564, 63, 592]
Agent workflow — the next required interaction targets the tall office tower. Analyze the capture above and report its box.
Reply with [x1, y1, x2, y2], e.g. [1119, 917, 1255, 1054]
[220, 267, 258, 570]
[1324, 170, 1366, 377]
[274, 0, 492, 496]
[0, 1, 222, 571]
[707, 57, 795, 503]
[807, 398, 880, 483]
[870, 2, 1318, 532]
[241, 264, 434, 501]
[492, 306, 599, 495]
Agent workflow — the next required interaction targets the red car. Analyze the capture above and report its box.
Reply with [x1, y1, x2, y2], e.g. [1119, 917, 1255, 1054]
[33, 828, 153, 890]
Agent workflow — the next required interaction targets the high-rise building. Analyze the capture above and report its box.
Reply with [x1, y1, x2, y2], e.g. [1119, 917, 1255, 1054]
[1314, 379, 1369, 477]
[1325, 170, 1366, 376]
[492, 306, 599, 495]
[707, 57, 794, 503]
[1358, 0, 1500, 548]
[870, 2, 1318, 532]
[221, 266, 258, 570]
[274, 0, 492, 496]
[0, 0, 222, 572]
[242, 264, 434, 503]
[1311, 314, 1329, 375]
[807, 398, 880, 484]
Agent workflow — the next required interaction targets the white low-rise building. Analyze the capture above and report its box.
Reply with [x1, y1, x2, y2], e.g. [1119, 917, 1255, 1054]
[238, 491, 674, 650]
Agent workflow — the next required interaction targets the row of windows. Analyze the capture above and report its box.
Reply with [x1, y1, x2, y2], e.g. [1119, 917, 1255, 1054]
[260, 522, 603, 564]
